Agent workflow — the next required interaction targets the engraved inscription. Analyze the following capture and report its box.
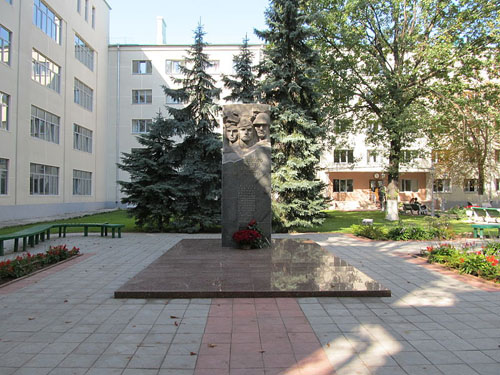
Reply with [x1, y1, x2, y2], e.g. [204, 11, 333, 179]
[238, 185, 256, 223]
[245, 154, 262, 171]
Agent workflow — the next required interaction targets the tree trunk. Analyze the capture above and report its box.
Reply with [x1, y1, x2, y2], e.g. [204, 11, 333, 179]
[385, 139, 400, 221]
[478, 162, 485, 196]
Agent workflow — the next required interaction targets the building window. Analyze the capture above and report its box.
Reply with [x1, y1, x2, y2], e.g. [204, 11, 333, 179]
[0, 158, 7, 195]
[74, 78, 93, 111]
[207, 60, 220, 73]
[74, 35, 94, 71]
[0, 91, 9, 130]
[495, 150, 500, 163]
[32, 50, 61, 93]
[84, 0, 89, 21]
[30, 163, 59, 195]
[334, 150, 354, 163]
[400, 179, 418, 192]
[132, 89, 152, 104]
[30, 106, 60, 144]
[367, 150, 378, 164]
[77, 0, 81, 13]
[132, 119, 152, 134]
[5, 0, 13, 4]
[73, 124, 92, 153]
[91, 6, 95, 28]
[0, 24, 11, 65]
[33, 0, 62, 44]
[132, 60, 152, 75]
[333, 179, 353, 193]
[165, 60, 184, 74]
[166, 95, 182, 104]
[496, 179, 500, 192]
[464, 179, 478, 193]
[73, 169, 91, 195]
[401, 150, 418, 163]
[433, 179, 451, 193]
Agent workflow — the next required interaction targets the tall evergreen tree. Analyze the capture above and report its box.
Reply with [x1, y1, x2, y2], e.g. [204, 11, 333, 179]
[222, 35, 259, 103]
[163, 24, 222, 232]
[256, 0, 328, 230]
[118, 114, 179, 231]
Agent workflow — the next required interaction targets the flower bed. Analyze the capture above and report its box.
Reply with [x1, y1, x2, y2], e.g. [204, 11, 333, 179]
[421, 242, 500, 282]
[0, 245, 80, 284]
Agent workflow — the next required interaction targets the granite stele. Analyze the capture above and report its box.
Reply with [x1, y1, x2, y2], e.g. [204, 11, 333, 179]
[221, 104, 272, 247]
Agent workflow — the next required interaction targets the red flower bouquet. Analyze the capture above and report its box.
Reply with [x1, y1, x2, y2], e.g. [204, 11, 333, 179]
[232, 220, 270, 249]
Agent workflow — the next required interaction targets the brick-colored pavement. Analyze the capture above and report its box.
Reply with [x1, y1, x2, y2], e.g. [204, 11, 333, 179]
[0, 233, 499, 375]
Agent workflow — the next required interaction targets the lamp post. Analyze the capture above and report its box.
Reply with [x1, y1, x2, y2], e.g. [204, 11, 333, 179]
[430, 164, 435, 217]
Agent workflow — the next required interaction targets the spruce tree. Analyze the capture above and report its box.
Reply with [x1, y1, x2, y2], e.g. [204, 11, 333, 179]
[222, 35, 258, 103]
[256, 0, 328, 229]
[163, 24, 222, 232]
[118, 113, 179, 231]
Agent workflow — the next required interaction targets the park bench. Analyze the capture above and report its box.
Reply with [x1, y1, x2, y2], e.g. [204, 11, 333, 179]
[0, 224, 53, 255]
[470, 207, 500, 223]
[0, 223, 124, 256]
[471, 223, 500, 239]
[402, 203, 423, 215]
[51, 223, 124, 239]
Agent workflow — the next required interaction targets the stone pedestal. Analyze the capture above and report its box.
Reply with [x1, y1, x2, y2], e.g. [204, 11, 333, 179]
[221, 104, 271, 247]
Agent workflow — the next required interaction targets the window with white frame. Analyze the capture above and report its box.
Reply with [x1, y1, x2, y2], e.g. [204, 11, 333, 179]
[367, 150, 378, 164]
[0, 91, 9, 130]
[73, 169, 91, 195]
[0, 158, 7, 195]
[401, 150, 418, 163]
[74, 78, 93, 111]
[5, 0, 12, 4]
[30, 106, 60, 144]
[132, 60, 152, 75]
[334, 149, 354, 163]
[333, 179, 353, 192]
[131, 119, 152, 134]
[84, 0, 89, 21]
[91, 6, 95, 28]
[207, 60, 220, 73]
[73, 124, 92, 153]
[433, 179, 451, 193]
[464, 179, 478, 193]
[30, 163, 59, 195]
[166, 95, 182, 104]
[400, 179, 418, 192]
[32, 50, 61, 92]
[165, 60, 184, 74]
[132, 89, 152, 104]
[0, 24, 11, 65]
[33, 0, 62, 44]
[75, 35, 94, 71]
[77, 0, 81, 13]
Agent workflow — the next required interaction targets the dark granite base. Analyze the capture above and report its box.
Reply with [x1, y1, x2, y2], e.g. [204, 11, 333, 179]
[114, 239, 391, 298]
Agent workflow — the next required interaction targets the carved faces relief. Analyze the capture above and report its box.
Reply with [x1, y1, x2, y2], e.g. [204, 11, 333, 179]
[253, 112, 270, 142]
[225, 124, 239, 144]
[238, 117, 255, 148]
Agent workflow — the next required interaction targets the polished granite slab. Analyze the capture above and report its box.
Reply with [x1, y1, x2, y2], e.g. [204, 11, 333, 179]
[114, 239, 391, 298]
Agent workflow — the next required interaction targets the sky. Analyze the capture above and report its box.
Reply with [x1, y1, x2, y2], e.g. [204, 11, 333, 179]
[108, 0, 270, 45]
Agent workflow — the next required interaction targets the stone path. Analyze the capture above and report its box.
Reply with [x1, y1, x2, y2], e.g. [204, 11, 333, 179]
[0, 233, 499, 375]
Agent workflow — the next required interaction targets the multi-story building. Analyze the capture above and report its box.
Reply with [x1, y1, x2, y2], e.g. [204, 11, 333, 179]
[0, 0, 111, 221]
[107, 42, 264, 205]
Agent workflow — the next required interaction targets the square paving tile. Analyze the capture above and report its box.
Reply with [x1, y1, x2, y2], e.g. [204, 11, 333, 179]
[115, 239, 390, 298]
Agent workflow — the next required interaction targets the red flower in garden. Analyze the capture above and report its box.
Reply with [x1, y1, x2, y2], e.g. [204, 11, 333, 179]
[459, 258, 465, 263]
[486, 255, 499, 266]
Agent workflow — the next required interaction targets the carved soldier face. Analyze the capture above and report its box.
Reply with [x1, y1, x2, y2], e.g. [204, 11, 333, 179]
[253, 113, 270, 141]
[226, 125, 238, 143]
[239, 124, 254, 143]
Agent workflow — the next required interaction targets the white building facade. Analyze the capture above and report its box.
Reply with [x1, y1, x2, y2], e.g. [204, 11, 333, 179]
[0, 0, 111, 221]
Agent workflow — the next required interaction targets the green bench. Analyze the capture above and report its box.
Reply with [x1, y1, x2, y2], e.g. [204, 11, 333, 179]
[471, 223, 500, 239]
[0, 223, 124, 256]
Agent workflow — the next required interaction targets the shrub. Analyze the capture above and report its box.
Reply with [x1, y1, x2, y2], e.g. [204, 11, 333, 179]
[352, 224, 388, 240]
[447, 206, 468, 219]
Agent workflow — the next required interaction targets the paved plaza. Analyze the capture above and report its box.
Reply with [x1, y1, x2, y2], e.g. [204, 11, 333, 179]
[0, 233, 499, 375]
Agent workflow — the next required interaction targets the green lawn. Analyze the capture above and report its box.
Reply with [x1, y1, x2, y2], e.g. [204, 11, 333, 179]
[0, 209, 476, 237]
[295, 210, 474, 235]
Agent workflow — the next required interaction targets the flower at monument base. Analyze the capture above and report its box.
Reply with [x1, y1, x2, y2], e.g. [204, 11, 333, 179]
[232, 220, 270, 249]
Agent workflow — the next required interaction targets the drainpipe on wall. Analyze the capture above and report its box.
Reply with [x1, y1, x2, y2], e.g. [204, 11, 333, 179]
[115, 45, 121, 207]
